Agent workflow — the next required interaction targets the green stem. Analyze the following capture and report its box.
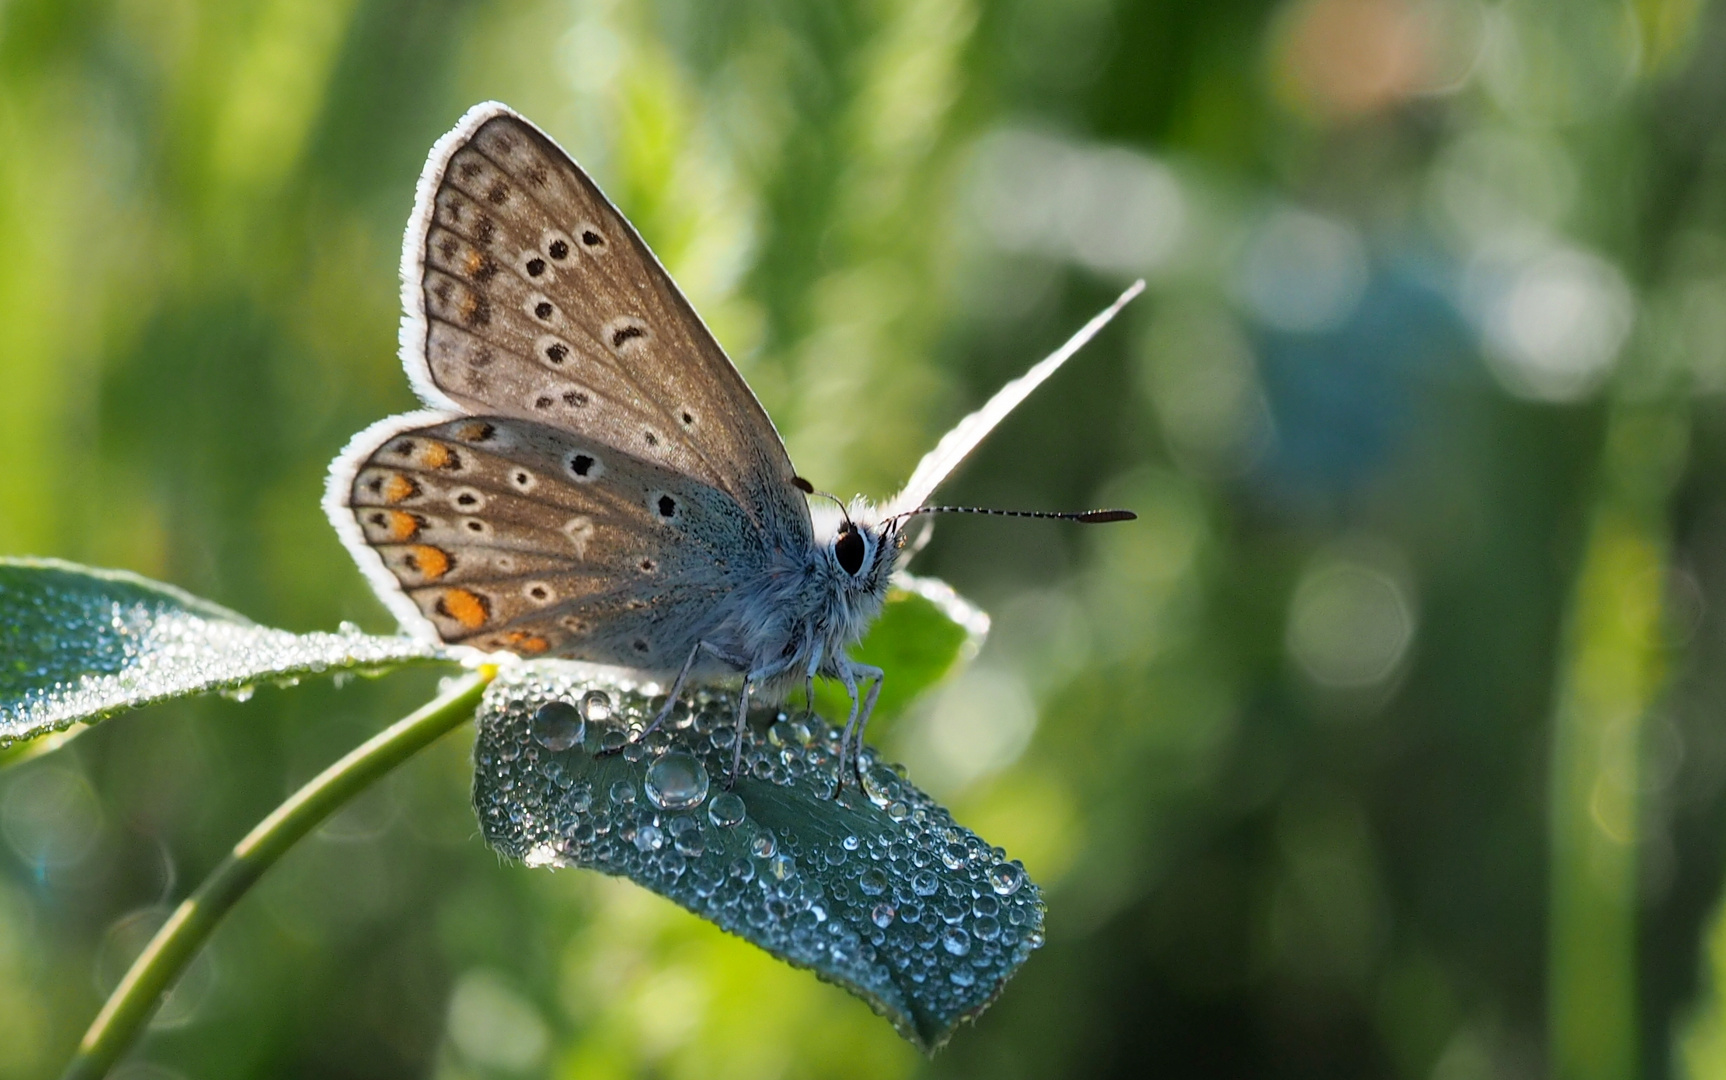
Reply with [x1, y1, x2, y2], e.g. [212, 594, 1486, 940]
[59, 669, 493, 1080]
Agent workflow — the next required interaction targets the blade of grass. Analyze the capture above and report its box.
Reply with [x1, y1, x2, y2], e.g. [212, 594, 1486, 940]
[1547, 405, 1683, 1080]
[59, 668, 494, 1080]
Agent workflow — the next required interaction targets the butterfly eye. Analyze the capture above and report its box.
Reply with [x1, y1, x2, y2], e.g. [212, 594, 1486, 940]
[835, 528, 866, 576]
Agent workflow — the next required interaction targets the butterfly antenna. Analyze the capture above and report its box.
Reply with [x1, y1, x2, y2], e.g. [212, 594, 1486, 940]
[893, 506, 1137, 526]
[793, 475, 854, 529]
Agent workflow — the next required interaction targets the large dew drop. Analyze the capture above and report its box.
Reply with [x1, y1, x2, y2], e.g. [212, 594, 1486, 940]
[579, 689, 612, 725]
[707, 791, 746, 828]
[644, 751, 709, 810]
[941, 927, 971, 956]
[988, 861, 1026, 896]
[529, 701, 583, 750]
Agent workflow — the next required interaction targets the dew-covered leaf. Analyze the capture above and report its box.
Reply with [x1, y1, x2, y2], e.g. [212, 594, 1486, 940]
[0, 558, 446, 743]
[473, 662, 1040, 1053]
[810, 574, 988, 727]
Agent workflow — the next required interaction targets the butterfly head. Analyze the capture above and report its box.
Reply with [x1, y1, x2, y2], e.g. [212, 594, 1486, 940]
[811, 497, 902, 599]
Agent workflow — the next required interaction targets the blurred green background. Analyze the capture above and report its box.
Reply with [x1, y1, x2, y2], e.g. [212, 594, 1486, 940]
[4, 0, 1726, 1077]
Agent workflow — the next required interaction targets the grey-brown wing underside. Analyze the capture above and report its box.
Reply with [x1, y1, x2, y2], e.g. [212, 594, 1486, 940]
[400, 102, 812, 550]
[338, 414, 765, 670]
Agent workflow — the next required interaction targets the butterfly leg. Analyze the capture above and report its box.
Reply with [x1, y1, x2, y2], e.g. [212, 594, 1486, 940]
[602, 640, 745, 756]
[799, 642, 824, 725]
[726, 678, 754, 788]
[833, 661, 885, 798]
[718, 652, 806, 787]
[638, 641, 715, 741]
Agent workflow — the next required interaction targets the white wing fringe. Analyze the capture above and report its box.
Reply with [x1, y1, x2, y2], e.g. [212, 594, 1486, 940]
[884, 280, 1146, 518]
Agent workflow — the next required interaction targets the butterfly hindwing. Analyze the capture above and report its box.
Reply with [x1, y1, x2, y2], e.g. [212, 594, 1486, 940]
[402, 102, 811, 549]
[338, 414, 766, 670]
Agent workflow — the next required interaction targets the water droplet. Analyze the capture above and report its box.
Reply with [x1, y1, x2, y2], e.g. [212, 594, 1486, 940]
[608, 780, 636, 806]
[530, 701, 584, 750]
[580, 689, 612, 724]
[768, 718, 811, 747]
[949, 967, 976, 988]
[886, 800, 910, 822]
[972, 895, 999, 918]
[666, 699, 694, 730]
[842, 834, 861, 852]
[567, 781, 593, 813]
[524, 842, 563, 867]
[942, 926, 971, 956]
[691, 864, 723, 896]
[750, 832, 777, 859]
[634, 823, 664, 852]
[600, 730, 627, 753]
[912, 871, 938, 897]
[644, 751, 709, 810]
[707, 792, 746, 828]
[220, 684, 255, 703]
[728, 857, 754, 882]
[871, 902, 896, 928]
[767, 853, 796, 881]
[989, 861, 1026, 896]
[861, 765, 899, 807]
[973, 915, 1001, 941]
[941, 841, 968, 869]
[858, 867, 888, 896]
[666, 814, 703, 857]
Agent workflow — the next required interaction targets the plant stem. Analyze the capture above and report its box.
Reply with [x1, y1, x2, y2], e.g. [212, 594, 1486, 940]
[60, 669, 494, 1080]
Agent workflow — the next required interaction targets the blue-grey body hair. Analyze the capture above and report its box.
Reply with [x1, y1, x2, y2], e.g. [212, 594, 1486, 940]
[683, 499, 903, 694]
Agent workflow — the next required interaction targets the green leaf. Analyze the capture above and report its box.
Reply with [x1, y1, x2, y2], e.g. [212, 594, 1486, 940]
[473, 662, 1041, 1054]
[810, 573, 987, 726]
[0, 558, 445, 744]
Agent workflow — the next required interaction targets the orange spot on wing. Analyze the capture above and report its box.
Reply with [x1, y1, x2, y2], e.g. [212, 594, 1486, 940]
[381, 510, 423, 541]
[463, 249, 484, 275]
[382, 474, 419, 503]
[419, 442, 453, 469]
[504, 631, 551, 654]
[436, 588, 490, 630]
[407, 545, 451, 581]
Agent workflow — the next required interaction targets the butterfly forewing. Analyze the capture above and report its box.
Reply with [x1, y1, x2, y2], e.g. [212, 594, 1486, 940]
[404, 104, 810, 547]
[343, 415, 765, 669]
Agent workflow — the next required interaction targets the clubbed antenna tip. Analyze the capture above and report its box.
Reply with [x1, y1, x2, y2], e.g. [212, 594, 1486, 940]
[1075, 509, 1136, 524]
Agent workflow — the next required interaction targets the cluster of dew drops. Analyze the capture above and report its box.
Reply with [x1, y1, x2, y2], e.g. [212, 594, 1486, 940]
[472, 669, 1045, 1015]
[3, 574, 435, 740]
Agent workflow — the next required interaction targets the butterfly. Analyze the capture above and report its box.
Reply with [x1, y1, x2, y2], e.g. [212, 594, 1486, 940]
[325, 102, 1140, 787]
